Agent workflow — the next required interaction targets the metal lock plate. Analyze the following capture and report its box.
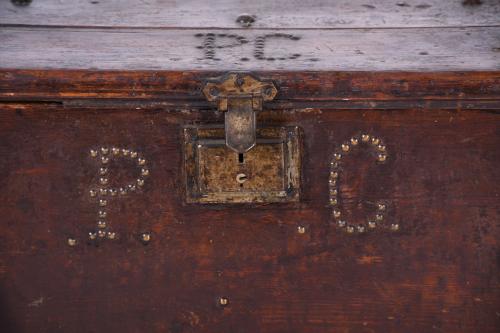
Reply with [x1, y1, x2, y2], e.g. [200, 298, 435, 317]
[202, 73, 277, 153]
[183, 126, 301, 203]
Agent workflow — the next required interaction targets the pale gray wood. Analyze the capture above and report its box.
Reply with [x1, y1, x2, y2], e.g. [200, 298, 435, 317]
[0, 27, 498, 71]
[0, 0, 499, 29]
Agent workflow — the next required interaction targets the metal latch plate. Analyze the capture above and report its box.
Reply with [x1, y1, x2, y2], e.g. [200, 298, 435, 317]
[183, 126, 301, 204]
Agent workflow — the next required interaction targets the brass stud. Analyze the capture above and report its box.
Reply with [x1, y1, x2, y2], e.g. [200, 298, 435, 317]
[297, 226, 306, 234]
[337, 220, 346, 227]
[100, 147, 109, 155]
[377, 154, 387, 162]
[330, 162, 339, 168]
[99, 167, 108, 175]
[333, 210, 341, 218]
[99, 178, 108, 185]
[341, 143, 350, 152]
[378, 203, 386, 211]
[333, 153, 342, 161]
[111, 147, 120, 155]
[119, 188, 127, 195]
[99, 188, 107, 196]
[390, 224, 400, 231]
[98, 210, 107, 218]
[97, 230, 106, 238]
[376, 214, 384, 221]
[138, 158, 146, 166]
[350, 137, 359, 146]
[97, 220, 107, 229]
[361, 134, 370, 142]
[109, 189, 117, 196]
[89, 189, 97, 197]
[330, 189, 337, 195]
[141, 232, 151, 244]
[130, 151, 138, 158]
[371, 137, 380, 145]
[137, 179, 145, 186]
[330, 171, 338, 179]
[357, 225, 366, 233]
[90, 149, 98, 157]
[346, 225, 355, 233]
[99, 199, 107, 207]
[122, 149, 130, 156]
[377, 144, 386, 152]
[67, 238, 77, 246]
[107, 232, 116, 240]
[128, 184, 136, 192]
[101, 156, 109, 164]
[219, 297, 229, 306]
[141, 168, 149, 176]
[88, 232, 97, 240]
[329, 179, 336, 186]
[368, 221, 376, 228]
[330, 198, 338, 205]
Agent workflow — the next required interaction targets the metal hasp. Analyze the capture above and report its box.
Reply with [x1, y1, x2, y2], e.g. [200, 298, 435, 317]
[202, 73, 278, 153]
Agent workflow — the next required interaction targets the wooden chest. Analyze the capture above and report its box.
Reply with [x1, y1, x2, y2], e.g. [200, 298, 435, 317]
[0, 1, 499, 332]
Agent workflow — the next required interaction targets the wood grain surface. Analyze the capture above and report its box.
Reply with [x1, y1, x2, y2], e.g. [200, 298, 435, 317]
[1, 26, 499, 71]
[1, 0, 499, 28]
[0, 0, 499, 332]
[0, 102, 498, 332]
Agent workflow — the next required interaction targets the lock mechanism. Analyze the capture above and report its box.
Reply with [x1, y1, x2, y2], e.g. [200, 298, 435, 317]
[202, 73, 278, 153]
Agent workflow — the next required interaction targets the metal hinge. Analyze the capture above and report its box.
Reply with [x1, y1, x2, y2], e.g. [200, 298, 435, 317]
[202, 73, 277, 153]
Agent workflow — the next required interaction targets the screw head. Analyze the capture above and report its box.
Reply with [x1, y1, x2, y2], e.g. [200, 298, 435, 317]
[67, 238, 77, 246]
[209, 87, 219, 97]
[235, 76, 245, 87]
[263, 86, 274, 97]
[297, 226, 306, 234]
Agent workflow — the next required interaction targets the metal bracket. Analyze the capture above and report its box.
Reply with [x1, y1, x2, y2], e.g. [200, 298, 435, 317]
[202, 73, 278, 153]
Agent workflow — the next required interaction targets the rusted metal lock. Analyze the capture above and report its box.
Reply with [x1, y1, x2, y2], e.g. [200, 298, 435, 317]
[184, 73, 302, 204]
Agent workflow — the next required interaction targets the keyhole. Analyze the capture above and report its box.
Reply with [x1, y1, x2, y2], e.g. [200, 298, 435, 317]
[238, 153, 245, 164]
[236, 173, 247, 187]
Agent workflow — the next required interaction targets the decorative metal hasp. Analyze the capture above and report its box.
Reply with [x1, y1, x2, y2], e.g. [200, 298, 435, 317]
[202, 73, 277, 153]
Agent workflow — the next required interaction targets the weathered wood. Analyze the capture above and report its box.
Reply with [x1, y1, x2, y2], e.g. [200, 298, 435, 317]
[1, 0, 499, 28]
[1, 27, 499, 71]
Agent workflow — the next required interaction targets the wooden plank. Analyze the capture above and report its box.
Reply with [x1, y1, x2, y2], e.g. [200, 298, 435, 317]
[0, 27, 499, 71]
[0, 0, 499, 28]
[1, 71, 499, 104]
[0, 103, 498, 332]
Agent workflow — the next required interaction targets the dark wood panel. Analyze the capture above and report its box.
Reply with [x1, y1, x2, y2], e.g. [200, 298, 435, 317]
[1, 70, 499, 104]
[0, 104, 498, 332]
[1, 27, 499, 71]
[1, 0, 498, 28]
